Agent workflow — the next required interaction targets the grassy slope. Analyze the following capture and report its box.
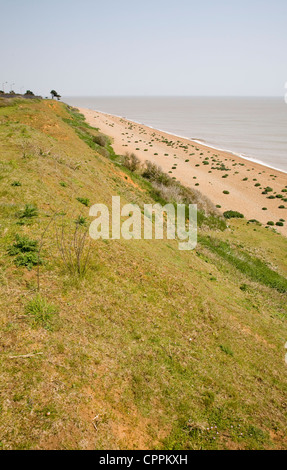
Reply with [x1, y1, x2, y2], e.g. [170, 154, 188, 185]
[0, 99, 287, 450]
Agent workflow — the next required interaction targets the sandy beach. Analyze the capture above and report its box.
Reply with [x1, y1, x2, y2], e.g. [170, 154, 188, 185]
[80, 107, 287, 235]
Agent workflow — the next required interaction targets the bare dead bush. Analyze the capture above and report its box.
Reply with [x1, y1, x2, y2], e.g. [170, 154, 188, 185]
[123, 152, 141, 172]
[181, 186, 219, 216]
[55, 217, 91, 278]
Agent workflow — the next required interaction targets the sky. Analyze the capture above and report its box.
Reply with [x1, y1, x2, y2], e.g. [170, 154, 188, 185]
[1, 0, 287, 97]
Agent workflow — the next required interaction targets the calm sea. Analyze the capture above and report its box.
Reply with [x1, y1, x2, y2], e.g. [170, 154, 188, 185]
[63, 97, 287, 173]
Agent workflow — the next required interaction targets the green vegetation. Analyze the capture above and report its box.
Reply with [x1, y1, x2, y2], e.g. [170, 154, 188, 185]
[50, 90, 61, 100]
[75, 215, 88, 227]
[223, 211, 244, 219]
[248, 219, 261, 225]
[123, 154, 226, 231]
[199, 235, 287, 292]
[123, 152, 141, 172]
[17, 203, 39, 220]
[219, 344, 234, 356]
[76, 197, 90, 207]
[63, 106, 116, 160]
[25, 294, 58, 330]
[0, 97, 287, 450]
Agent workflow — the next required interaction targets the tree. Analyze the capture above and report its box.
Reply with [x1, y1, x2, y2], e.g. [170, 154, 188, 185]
[51, 90, 61, 100]
[25, 90, 34, 96]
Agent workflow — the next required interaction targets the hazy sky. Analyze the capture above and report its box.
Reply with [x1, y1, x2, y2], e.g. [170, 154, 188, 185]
[1, 0, 287, 96]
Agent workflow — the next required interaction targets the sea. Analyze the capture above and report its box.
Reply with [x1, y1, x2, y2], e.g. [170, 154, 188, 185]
[63, 96, 287, 173]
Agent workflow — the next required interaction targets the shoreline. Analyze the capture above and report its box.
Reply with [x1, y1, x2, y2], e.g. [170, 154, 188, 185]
[190, 139, 287, 175]
[79, 106, 287, 235]
[76, 106, 287, 176]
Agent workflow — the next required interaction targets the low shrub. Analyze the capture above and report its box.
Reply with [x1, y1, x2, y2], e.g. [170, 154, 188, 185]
[223, 211, 244, 219]
[92, 134, 109, 147]
[240, 283, 248, 291]
[142, 161, 171, 186]
[14, 252, 41, 269]
[199, 235, 287, 292]
[151, 183, 183, 205]
[76, 197, 90, 207]
[17, 203, 38, 219]
[7, 234, 41, 269]
[248, 219, 261, 225]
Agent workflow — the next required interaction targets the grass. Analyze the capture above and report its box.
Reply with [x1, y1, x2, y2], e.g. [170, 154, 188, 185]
[25, 294, 58, 330]
[7, 234, 38, 255]
[0, 97, 287, 450]
[123, 154, 225, 230]
[199, 234, 287, 292]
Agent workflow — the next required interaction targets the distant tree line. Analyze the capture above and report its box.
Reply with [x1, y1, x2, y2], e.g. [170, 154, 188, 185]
[0, 88, 61, 100]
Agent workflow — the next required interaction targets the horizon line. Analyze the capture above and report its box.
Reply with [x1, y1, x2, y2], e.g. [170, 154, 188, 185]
[62, 94, 284, 98]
